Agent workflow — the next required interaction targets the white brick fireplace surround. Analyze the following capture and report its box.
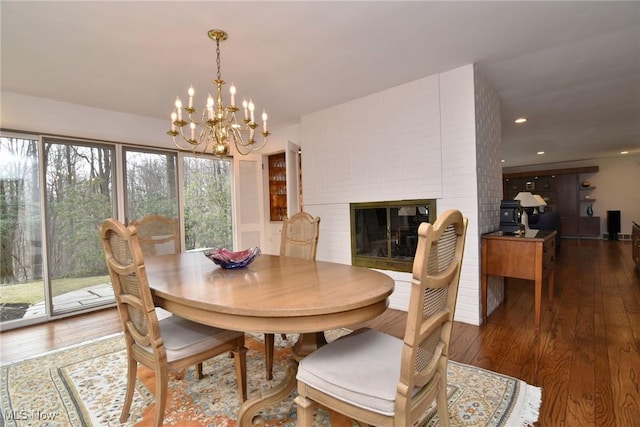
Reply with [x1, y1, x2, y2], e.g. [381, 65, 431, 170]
[300, 64, 503, 326]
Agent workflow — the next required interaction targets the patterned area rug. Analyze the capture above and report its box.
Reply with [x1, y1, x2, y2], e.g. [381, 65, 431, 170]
[0, 330, 541, 426]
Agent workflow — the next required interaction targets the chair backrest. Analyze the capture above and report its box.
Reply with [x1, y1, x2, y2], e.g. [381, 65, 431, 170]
[129, 215, 180, 256]
[100, 218, 163, 356]
[397, 209, 468, 420]
[279, 211, 321, 260]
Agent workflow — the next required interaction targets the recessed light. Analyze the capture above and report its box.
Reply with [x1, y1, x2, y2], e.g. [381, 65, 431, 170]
[621, 151, 629, 154]
[501, 159, 505, 163]
[537, 151, 545, 155]
[515, 117, 527, 124]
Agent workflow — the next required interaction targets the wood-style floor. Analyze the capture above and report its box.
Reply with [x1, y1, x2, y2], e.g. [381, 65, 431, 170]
[1, 239, 638, 426]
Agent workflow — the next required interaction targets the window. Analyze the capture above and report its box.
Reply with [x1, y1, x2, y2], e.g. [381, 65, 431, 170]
[0, 135, 44, 323]
[124, 148, 179, 222]
[44, 138, 116, 315]
[1, 132, 234, 330]
[183, 156, 232, 250]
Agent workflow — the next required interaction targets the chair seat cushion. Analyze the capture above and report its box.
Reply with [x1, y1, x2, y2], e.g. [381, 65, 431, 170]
[297, 328, 403, 416]
[159, 316, 243, 361]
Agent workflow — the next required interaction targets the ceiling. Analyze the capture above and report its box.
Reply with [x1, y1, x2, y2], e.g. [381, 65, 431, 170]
[1, 1, 639, 167]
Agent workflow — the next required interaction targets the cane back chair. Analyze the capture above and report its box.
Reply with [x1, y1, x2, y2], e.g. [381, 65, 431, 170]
[100, 218, 247, 427]
[129, 214, 180, 256]
[295, 209, 467, 427]
[264, 211, 321, 380]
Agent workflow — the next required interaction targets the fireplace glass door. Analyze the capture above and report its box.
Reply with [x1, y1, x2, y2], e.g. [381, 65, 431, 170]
[350, 199, 436, 272]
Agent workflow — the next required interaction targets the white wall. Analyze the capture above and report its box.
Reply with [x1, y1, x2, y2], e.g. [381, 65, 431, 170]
[1, 91, 169, 147]
[300, 64, 501, 325]
[472, 65, 505, 318]
[503, 156, 640, 236]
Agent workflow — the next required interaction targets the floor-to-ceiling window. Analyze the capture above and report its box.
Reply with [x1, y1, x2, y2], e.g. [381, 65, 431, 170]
[0, 134, 44, 325]
[43, 138, 116, 317]
[0, 132, 234, 331]
[183, 155, 232, 250]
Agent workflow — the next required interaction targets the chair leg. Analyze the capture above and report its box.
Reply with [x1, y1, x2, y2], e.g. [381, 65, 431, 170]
[154, 369, 169, 427]
[294, 394, 314, 426]
[196, 362, 204, 380]
[232, 345, 248, 401]
[264, 333, 275, 380]
[119, 353, 137, 423]
[436, 371, 450, 427]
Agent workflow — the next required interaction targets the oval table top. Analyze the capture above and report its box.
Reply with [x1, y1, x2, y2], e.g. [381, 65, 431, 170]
[145, 252, 395, 334]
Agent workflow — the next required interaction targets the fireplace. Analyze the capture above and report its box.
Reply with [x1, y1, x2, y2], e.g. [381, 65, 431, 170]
[350, 199, 436, 272]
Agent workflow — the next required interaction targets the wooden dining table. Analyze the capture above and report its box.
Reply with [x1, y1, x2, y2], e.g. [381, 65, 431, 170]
[145, 251, 394, 426]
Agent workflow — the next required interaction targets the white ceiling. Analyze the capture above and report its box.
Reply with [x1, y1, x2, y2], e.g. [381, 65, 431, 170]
[1, 1, 639, 167]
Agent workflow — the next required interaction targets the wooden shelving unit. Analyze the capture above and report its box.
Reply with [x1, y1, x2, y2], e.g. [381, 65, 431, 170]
[503, 166, 600, 237]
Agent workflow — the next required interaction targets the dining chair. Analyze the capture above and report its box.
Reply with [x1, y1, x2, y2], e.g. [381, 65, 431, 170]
[100, 218, 247, 427]
[264, 211, 321, 380]
[295, 209, 468, 427]
[129, 214, 180, 255]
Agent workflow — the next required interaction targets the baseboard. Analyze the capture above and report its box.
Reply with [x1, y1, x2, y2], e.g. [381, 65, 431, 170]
[602, 233, 632, 241]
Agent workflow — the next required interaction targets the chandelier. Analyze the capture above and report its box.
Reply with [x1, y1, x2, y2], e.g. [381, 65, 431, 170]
[167, 29, 270, 156]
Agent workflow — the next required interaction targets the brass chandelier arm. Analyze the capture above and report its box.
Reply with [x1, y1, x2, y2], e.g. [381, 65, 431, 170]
[167, 29, 270, 157]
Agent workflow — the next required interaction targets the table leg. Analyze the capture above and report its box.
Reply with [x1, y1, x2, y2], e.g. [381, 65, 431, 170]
[293, 332, 327, 357]
[481, 273, 488, 324]
[534, 278, 541, 335]
[237, 359, 299, 426]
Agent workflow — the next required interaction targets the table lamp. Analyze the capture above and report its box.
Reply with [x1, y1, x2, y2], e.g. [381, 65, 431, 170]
[533, 194, 547, 214]
[514, 192, 540, 231]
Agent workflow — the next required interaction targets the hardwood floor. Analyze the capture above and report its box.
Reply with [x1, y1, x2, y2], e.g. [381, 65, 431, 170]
[1, 239, 638, 426]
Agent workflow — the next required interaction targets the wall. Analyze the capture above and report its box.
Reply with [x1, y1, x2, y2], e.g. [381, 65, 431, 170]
[473, 66, 505, 316]
[1, 90, 285, 155]
[503, 156, 640, 236]
[300, 64, 502, 325]
[1, 91, 169, 147]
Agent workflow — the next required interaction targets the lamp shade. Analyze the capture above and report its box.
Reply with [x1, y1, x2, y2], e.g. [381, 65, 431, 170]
[533, 194, 547, 206]
[514, 192, 540, 208]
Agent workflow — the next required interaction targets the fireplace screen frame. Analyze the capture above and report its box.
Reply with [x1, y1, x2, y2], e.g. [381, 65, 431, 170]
[350, 199, 436, 272]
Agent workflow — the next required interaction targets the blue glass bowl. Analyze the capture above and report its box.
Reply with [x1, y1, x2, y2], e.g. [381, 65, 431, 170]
[204, 246, 261, 269]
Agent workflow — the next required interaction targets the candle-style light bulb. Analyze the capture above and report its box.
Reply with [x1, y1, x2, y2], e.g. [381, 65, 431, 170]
[262, 110, 268, 132]
[175, 97, 183, 121]
[248, 99, 255, 123]
[207, 94, 214, 120]
[171, 111, 177, 132]
[229, 84, 236, 107]
[242, 99, 249, 121]
[190, 122, 196, 140]
[188, 85, 194, 109]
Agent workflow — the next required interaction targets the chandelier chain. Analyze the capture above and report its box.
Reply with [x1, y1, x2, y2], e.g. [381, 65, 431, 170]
[216, 39, 222, 82]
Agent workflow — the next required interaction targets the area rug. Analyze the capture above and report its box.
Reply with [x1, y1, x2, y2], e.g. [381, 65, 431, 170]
[0, 331, 541, 426]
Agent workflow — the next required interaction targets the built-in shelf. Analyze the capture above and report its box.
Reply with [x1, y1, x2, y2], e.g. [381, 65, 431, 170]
[268, 152, 287, 221]
[503, 165, 600, 237]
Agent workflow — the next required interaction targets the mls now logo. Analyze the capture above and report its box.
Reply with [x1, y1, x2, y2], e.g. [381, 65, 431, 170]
[3, 409, 59, 421]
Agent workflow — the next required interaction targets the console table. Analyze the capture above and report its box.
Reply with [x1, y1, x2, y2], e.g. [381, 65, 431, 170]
[481, 230, 556, 334]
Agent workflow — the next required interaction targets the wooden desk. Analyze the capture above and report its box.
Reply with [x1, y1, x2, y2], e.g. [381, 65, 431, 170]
[145, 252, 394, 426]
[481, 230, 556, 334]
